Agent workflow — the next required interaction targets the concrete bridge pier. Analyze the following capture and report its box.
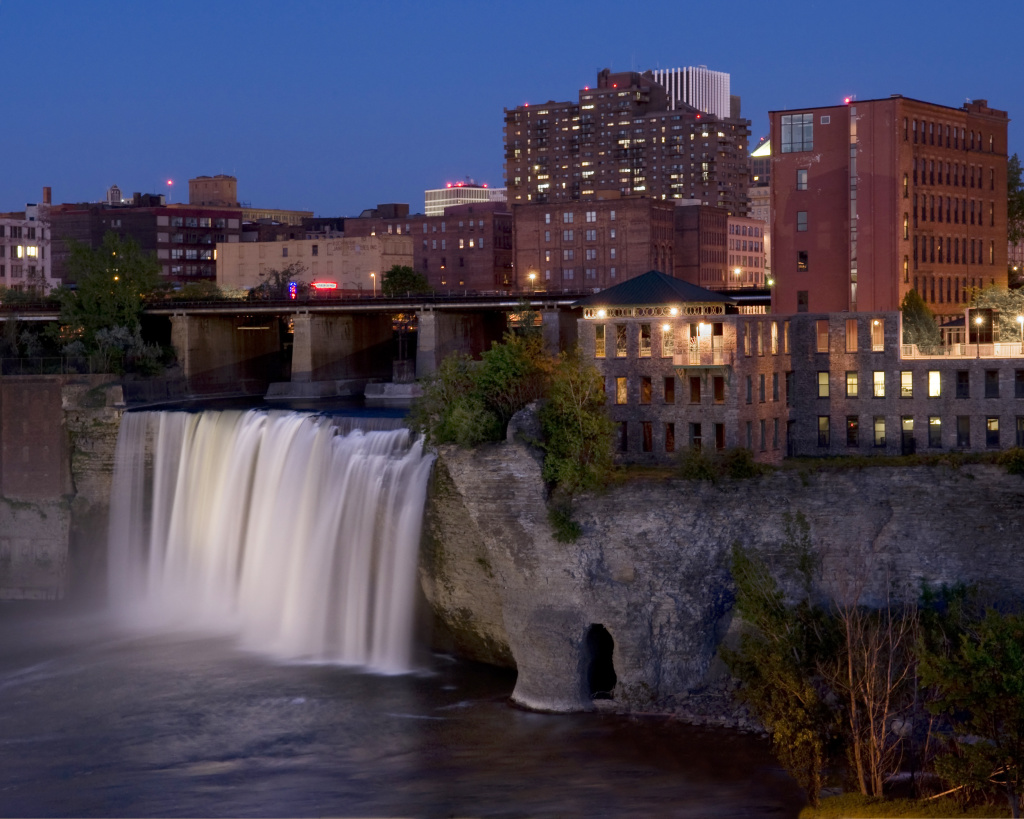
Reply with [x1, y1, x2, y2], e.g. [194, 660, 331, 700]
[415, 309, 508, 378]
[540, 307, 579, 355]
[290, 311, 393, 383]
[170, 313, 283, 394]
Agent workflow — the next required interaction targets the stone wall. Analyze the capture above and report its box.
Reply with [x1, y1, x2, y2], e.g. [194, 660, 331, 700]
[421, 415, 1024, 713]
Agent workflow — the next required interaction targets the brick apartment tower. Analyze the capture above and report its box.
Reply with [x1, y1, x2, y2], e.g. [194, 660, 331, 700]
[504, 69, 750, 215]
[771, 96, 1008, 317]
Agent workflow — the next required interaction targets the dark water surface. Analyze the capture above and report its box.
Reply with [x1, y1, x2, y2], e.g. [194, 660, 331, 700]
[0, 604, 802, 818]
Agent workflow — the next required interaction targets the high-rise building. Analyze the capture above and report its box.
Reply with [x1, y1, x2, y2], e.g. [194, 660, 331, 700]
[771, 96, 1008, 316]
[504, 68, 750, 214]
[424, 182, 506, 217]
[651, 65, 731, 119]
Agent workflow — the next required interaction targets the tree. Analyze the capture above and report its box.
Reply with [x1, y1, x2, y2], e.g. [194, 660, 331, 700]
[249, 263, 307, 300]
[1009, 153, 1024, 246]
[539, 346, 616, 495]
[54, 232, 163, 372]
[382, 265, 431, 298]
[970, 285, 1024, 342]
[900, 289, 942, 351]
[920, 610, 1024, 817]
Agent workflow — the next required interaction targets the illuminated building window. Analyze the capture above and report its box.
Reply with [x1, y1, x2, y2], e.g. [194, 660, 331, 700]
[928, 371, 941, 397]
[846, 371, 859, 398]
[594, 324, 605, 359]
[901, 372, 913, 398]
[818, 371, 830, 398]
[873, 371, 885, 398]
[874, 417, 886, 447]
[615, 377, 627, 404]
[615, 325, 627, 358]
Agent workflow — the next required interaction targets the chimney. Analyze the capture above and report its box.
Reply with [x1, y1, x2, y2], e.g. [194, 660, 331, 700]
[43, 186, 51, 205]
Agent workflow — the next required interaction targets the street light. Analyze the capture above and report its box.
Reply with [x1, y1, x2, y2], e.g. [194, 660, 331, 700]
[975, 315, 984, 359]
[528, 271, 537, 292]
[1016, 315, 1024, 345]
[371, 271, 376, 297]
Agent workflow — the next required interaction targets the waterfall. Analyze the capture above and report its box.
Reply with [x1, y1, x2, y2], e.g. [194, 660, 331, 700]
[107, 410, 435, 674]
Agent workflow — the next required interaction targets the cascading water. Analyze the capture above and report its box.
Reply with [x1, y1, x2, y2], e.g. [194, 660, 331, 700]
[107, 409, 435, 674]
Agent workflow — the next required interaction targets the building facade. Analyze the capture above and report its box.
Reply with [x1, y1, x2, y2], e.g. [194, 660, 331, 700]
[0, 192, 56, 293]
[672, 204, 728, 289]
[424, 183, 506, 217]
[650, 65, 731, 119]
[216, 235, 412, 295]
[345, 202, 514, 291]
[504, 68, 750, 214]
[513, 198, 674, 291]
[725, 215, 767, 288]
[771, 97, 1009, 317]
[578, 270, 1024, 465]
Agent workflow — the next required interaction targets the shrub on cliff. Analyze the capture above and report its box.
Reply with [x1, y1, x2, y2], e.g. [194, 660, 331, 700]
[538, 346, 616, 495]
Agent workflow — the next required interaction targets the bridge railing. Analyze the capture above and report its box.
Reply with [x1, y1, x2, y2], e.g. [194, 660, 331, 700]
[0, 357, 91, 375]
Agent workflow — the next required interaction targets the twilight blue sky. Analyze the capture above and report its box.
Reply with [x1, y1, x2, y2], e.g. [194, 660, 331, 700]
[1, 0, 1021, 216]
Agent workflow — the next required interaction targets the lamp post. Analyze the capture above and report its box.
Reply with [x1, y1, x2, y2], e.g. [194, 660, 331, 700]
[528, 271, 537, 292]
[1017, 315, 1024, 350]
[371, 272, 376, 297]
[975, 315, 984, 359]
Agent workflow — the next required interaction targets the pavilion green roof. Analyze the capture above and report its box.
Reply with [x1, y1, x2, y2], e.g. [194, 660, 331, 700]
[573, 270, 735, 308]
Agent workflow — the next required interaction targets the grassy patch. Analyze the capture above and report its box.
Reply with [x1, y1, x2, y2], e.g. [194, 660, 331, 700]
[800, 793, 1009, 818]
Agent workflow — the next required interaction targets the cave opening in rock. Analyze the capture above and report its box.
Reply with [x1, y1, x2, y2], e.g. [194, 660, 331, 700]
[585, 623, 617, 700]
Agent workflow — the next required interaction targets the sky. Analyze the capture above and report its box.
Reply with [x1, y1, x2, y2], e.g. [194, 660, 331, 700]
[1, 0, 1022, 216]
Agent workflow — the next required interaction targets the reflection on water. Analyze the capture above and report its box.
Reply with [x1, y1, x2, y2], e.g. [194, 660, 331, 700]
[0, 605, 802, 818]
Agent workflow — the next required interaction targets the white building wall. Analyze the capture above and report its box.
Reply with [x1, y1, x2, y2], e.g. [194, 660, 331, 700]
[0, 204, 56, 293]
[651, 66, 731, 120]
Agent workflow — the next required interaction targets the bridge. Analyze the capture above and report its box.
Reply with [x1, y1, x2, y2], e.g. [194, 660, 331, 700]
[142, 292, 584, 394]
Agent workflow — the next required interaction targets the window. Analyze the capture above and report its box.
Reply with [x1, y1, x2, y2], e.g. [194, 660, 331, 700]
[746, 421, 753, 450]
[1018, 417, 1024, 448]
[845, 319, 858, 352]
[713, 376, 725, 403]
[311, 244, 318, 257]
[664, 377, 675, 404]
[873, 371, 885, 398]
[642, 422, 653, 453]
[640, 377, 652, 405]
[1017, 370, 1024, 398]
[639, 324, 651, 357]
[585, 210, 596, 222]
[928, 416, 942, 447]
[690, 423, 703, 450]
[615, 325, 627, 357]
[665, 423, 675, 453]
[563, 212, 574, 223]
[760, 419, 767, 452]
[771, 322, 779, 355]
[957, 416, 971, 448]
[615, 377, 627, 404]
[690, 377, 701, 404]
[282, 247, 289, 257]
[901, 371, 913, 398]
[986, 417, 1000, 447]
[871, 319, 884, 351]
[874, 417, 886, 447]
[746, 375, 753, 404]
[985, 370, 1000, 398]
[781, 113, 813, 152]
[846, 371, 859, 398]
[661, 324, 674, 357]
[818, 416, 830, 447]
[797, 291, 809, 312]
[773, 372, 779, 402]
[796, 169, 808, 190]
[956, 370, 970, 399]
[816, 320, 829, 353]
[759, 374, 766, 403]
[594, 325, 605, 358]
[928, 371, 941, 397]
[847, 416, 859, 447]
[545, 213, 551, 224]
[818, 371, 830, 398]
[619, 422, 628, 452]
[797, 211, 808, 232]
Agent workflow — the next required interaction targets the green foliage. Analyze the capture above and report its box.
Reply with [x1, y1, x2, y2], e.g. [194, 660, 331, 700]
[1009, 154, 1024, 246]
[800, 792, 1008, 817]
[54, 233, 163, 373]
[547, 502, 582, 543]
[676, 447, 772, 482]
[901, 289, 943, 351]
[162, 280, 224, 301]
[970, 286, 1024, 343]
[249, 263, 307, 300]
[538, 346, 615, 495]
[723, 543, 836, 808]
[919, 610, 1024, 816]
[408, 353, 500, 447]
[998, 448, 1024, 476]
[477, 331, 550, 433]
[382, 265, 431, 297]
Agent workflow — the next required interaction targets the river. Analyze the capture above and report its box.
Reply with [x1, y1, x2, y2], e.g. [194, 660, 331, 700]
[0, 603, 802, 818]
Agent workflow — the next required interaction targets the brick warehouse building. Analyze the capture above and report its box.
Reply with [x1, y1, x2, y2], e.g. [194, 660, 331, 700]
[344, 202, 513, 292]
[504, 68, 750, 214]
[577, 271, 1024, 464]
[771, 96, 1008, 317]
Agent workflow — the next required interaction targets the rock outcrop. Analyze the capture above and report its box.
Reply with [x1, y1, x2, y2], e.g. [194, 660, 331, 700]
[421, 410, 1024, 713]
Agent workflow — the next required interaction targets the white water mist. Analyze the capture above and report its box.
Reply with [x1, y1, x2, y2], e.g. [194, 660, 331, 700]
[107, 410, 434, 674]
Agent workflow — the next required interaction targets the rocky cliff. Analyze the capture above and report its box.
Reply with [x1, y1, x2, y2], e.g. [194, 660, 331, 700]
[420, 415, 1024, 713]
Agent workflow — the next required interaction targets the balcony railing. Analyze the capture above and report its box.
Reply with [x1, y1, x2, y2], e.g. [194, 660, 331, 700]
[901, 342, 1024, 359]
[674, 348, 734, 367]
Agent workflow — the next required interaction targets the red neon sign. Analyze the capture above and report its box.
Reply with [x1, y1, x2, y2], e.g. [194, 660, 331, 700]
[311, 281, 337, 290]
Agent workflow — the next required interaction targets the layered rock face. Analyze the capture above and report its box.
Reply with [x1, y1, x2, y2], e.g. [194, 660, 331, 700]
[421, 418, 1024, 713]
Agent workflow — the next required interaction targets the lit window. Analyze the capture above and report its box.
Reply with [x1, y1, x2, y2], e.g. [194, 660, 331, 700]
[845, 319, 858, 352]
[816, 320, 829, 353]
[639, 324, 651, 358]
[871, 319, 885, 351]
[615, 325, 627, 358]
[616, 377, 627, 404]
[873, 371, 885, 398]
[874, 417, 886, 447]
[846, 371, 859, 398]
[594, 324, 605, 359]
[928, 371, 941, 397]
[818, 371, 830, 398]
[928, 416, 942, 447]
[901, 371, 913, 398]
[661, 325, 674, 358]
